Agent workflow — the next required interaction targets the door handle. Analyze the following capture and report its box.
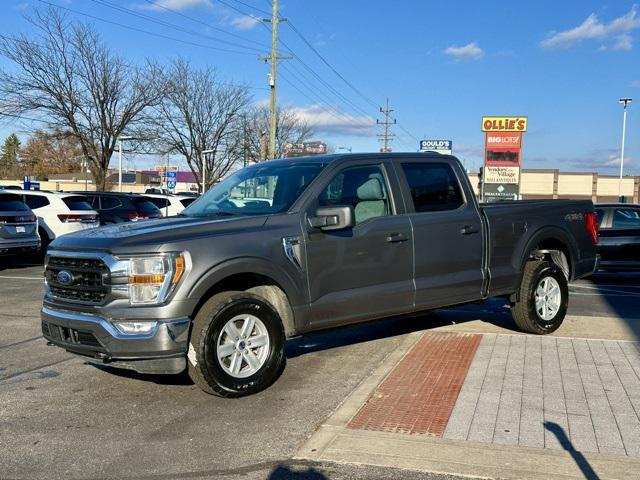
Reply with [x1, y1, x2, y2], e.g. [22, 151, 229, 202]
[386, 233, 409, 243]
[460, 225, 480, 235]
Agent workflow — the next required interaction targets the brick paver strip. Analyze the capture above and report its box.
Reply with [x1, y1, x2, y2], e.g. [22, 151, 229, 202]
[348, 332, 481, 436]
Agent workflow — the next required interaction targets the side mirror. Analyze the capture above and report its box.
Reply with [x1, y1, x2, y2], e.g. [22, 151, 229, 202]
[308, 206, 354, 231]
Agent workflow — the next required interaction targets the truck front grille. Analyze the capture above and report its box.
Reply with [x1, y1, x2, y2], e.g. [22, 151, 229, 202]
[45, 256, 111, 305]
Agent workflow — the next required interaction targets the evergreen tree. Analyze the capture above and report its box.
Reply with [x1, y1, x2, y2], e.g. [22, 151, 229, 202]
[0, 133, 21, 179]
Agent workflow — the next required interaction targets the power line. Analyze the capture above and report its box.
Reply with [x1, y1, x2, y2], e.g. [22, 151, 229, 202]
[36, 0, 258, 56]
[287, 20, 379, 111]
[91, 0, 264, 53]
[139, 0, 267, 48]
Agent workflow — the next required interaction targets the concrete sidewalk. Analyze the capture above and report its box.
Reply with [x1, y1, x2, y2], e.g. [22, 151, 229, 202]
[296, 331, 640, 480]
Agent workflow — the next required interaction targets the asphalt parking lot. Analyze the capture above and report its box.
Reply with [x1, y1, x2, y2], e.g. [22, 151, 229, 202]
[1, 258, 639, 480]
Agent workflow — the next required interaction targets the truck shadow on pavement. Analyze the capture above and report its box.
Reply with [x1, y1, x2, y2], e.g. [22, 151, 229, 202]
[544, 421, 600, 480]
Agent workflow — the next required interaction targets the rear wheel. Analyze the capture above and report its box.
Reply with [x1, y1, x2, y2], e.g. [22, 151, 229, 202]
[511, 260, 568, 334]
[188, 291, 286, 397]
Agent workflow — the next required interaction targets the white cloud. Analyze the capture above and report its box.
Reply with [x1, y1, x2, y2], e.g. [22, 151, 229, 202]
[140, 0, 211, 11]
[541, 5, 640, 50]
[289, 104, 374, 136]
[230, 15, 260, 30]
[444, 42, 484, 61]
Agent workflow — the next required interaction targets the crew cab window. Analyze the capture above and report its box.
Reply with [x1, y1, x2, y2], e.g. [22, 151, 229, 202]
[595, 208, 606, 227]
[23, 195, 50, 209]
[319, 165, 390, 225]
[612, 208, 640, 229]
[100, 196, 122, 210]
[401, 163, 464, 213]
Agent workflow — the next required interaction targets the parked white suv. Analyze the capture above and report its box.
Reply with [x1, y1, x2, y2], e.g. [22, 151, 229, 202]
[19, 191, 100, 249]
[144, 194, 196, 217]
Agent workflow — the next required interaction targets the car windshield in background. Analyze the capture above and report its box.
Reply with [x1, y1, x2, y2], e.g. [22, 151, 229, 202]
[0, 195, 29, 211]
[183, 163, 327, 217]
[62, 196, 93, 211]
[133, 197, 162, 215]
[180, 198, 195, 208]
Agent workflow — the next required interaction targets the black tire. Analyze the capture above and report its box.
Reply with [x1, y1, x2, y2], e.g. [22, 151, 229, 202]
[188, 291, 286, 397]
[511, 260, 568, 334]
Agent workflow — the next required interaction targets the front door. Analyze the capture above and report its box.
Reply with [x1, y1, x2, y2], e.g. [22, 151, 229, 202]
[303, 161, 414, 327]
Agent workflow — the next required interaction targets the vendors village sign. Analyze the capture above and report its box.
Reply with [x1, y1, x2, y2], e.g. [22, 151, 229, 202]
[481, 117, 527, 201]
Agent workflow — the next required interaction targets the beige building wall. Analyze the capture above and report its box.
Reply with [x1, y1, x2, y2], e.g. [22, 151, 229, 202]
[557, 174, 593, 196]
[520, 171, 555, 196]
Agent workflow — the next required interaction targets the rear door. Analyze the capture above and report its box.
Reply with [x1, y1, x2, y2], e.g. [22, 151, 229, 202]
[303, 159, 414, 327]
[394, 159, 485, 309]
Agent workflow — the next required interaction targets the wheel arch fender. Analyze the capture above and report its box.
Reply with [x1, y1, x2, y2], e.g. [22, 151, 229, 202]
[187, 257, 303, 336]
[515, 225, 578, 284]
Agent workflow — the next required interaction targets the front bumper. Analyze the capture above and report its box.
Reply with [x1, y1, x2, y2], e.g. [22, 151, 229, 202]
[41, 306, 190, 374]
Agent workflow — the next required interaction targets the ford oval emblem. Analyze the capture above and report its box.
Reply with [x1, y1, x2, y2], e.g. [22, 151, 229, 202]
[56, 270, 73, 285]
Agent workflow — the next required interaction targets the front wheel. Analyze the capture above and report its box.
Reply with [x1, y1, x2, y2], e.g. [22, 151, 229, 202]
[188, 291, 286, 397]
[511, 260, 568, 334]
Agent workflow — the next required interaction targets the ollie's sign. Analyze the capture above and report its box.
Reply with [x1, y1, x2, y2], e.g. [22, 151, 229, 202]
[481, 117, 527, 132]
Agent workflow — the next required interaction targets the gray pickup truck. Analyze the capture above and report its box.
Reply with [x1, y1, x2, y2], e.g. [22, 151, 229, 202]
[42, 153, 598, 396]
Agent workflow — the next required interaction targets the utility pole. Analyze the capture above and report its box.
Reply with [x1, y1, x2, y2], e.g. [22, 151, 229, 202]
[260, 0, 291, 160]
[377, 98, 396, 153]
[618, 97, 632, 202]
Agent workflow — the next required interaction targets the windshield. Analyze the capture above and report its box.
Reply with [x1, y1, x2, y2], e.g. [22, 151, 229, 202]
[183, 162, 327, 217]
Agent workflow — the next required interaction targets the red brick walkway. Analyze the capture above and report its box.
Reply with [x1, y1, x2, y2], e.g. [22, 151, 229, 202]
[348, 332, 481, 436]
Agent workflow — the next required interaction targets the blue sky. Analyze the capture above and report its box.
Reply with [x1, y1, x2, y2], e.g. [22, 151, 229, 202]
[1, 0, 640, 174]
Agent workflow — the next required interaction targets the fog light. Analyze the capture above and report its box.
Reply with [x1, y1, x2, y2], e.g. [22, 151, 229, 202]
[113, 321, 158, 335]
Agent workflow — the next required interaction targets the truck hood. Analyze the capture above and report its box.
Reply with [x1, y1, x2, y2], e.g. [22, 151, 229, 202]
[49, 214, 269, 253]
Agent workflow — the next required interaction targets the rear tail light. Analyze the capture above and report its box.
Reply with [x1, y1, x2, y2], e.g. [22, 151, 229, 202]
[57, 214, 99, 223]
[0, 214, 36, 224]
[127, 213, 148, 221]
[584, 212, 599, 245]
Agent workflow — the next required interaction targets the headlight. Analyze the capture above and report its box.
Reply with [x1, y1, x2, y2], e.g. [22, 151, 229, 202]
[127, 254, 185, 305]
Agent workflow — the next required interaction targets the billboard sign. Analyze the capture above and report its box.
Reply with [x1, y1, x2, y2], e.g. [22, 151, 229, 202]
[484, 166, 520, 184]
[483, 183, 519, 201]
[481, 116, 526, 201]
[419, 139, 452, 155]
[481, 116, 527, 132]
[486, 132, 522, 149]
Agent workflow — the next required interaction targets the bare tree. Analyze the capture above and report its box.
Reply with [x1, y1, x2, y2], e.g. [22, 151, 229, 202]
[20, 128, 84, 177]
[0, 9, 165, 190]
[151, 59, 251, 192]
[243, 105, 314, 163]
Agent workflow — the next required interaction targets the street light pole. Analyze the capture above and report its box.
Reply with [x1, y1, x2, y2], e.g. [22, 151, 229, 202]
[618, 98, 632, 201]
[202, 149, 215, 193]
[117, 135, 134, 192]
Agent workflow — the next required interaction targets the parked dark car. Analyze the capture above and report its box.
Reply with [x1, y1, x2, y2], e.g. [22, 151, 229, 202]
[44, 153, 598, 397]
[76, 192, 162, 225]
[595, 203, 640, 270]
[0, 192, 40, 255]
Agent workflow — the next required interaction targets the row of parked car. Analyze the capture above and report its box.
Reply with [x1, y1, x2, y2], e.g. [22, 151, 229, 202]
[0, 188, 198, 257]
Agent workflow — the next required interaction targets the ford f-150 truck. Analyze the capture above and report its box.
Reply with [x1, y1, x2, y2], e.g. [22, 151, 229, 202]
[42, 153, 598, 397]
